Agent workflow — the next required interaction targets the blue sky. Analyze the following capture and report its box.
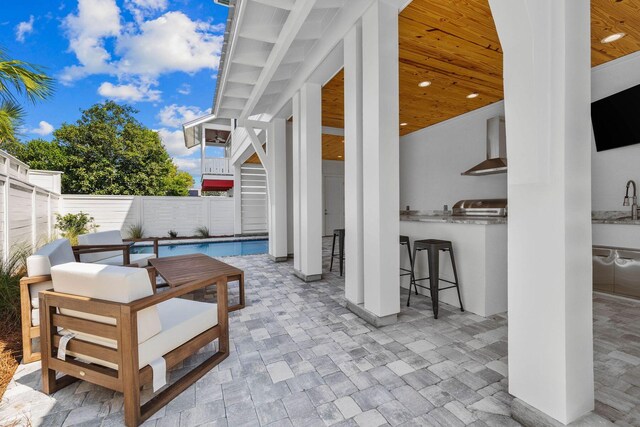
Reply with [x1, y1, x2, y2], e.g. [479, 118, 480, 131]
[2, 0, 230, 185]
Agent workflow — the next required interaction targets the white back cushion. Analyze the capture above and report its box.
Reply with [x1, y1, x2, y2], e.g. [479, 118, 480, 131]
[77, 230, 124, 263]
[51, 262, 161, 343]
[26, 238, 76, 277]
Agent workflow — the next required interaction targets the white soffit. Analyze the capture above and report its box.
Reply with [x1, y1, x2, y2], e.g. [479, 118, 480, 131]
[215, 0, 415, 121]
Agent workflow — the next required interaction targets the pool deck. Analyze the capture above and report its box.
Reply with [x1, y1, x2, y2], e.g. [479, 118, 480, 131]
[3, 238, 639, 426]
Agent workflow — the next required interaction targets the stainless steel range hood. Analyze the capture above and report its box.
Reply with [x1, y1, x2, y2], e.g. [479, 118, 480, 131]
[462, 116, 507, 176]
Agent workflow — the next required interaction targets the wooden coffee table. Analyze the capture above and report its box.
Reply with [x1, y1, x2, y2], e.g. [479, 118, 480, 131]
[149, 254, 245, 312]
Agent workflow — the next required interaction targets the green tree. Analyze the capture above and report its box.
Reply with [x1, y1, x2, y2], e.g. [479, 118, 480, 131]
[2, 138, 67, 171]
[0, 48, 54, 142]
[165, 170, 194, 196]
[6, 101, 193, 195]
[2, 101, 193, 195]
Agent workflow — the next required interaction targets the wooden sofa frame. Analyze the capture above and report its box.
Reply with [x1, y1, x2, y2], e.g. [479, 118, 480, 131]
[72, 237, 160, 265]
[20, 274, 50, 363]
[39, 275, 228, 426]
[19, 266, 157, 364]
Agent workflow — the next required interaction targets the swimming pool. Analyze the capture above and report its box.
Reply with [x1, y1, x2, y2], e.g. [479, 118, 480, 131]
[131, 239, 269, 258]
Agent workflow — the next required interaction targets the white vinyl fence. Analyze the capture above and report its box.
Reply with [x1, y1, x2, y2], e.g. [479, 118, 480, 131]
[0, 152, 61, 259]
[60, 195, 235, 238]
[0, 148, 263, 255]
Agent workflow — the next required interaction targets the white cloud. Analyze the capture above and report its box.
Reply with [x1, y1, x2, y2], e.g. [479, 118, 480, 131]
[60, 2, 224, 86]
[98, 80, 161, 102]
[60, 0, 121, 84]
[177, 83, 191, 95]
[157, 128, 190, 157]
[172, 157, 199, 174]
[29, 121, 54, 136]
[158, 104, 207, 128]
[125, 0, 168, 23]
[116, 12, 223, 76]
[16, 15, 34, 42]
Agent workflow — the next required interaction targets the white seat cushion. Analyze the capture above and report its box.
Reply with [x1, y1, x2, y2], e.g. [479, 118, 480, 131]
[99, 253, 156, 267]
[26, 239, 75, 277]
[78, 231, 124, 263]
[31, 308, 39, 327]
[30, 281, 54, 309]
[63, 299, 218, 370]
[51, 263, 161, 343]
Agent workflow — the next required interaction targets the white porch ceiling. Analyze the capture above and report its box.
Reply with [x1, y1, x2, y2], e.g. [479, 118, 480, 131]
[214, 0, 385, 120]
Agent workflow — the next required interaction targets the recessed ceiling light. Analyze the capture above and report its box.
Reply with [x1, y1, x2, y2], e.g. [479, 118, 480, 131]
[418, 81, 431, 87]
[601, 32, 626, 43]
[466, 92, 479, 99]
[400, 122, 408, 126]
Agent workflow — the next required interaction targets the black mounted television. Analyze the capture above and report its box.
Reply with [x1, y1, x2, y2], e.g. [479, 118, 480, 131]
[592, 83, 640, 152]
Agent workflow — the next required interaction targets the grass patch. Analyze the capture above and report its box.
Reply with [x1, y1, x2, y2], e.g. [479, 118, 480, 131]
[194, 226, 209, 238]
[126, 223, 145, 239]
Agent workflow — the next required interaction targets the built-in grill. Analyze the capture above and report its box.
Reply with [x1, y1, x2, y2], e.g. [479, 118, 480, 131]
[452, 199, 508, 217]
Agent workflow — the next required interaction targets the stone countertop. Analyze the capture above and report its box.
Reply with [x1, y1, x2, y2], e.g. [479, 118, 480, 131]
[592, 218, 640, 225]
[400, 214, 507, 225]
[592, 211, 640, 225]
[400, 210, 640, 226]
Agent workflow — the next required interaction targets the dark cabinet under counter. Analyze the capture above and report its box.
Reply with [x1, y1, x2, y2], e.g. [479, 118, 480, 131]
[593, 246, 640, 298]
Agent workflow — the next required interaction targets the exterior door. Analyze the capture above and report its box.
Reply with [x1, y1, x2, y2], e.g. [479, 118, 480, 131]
[324, 175, 344, 236]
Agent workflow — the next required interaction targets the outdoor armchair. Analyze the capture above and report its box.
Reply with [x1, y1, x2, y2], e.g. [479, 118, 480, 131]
[20, 238, 76, 363]
[39, 262, 229, 426]
[74, 230, 158, 267]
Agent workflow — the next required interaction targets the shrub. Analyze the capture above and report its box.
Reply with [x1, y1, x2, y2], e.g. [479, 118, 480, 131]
[194, 226, 209, 238]
[55, 212, 97, 245]
[168, 230, 178, 238]
[126, 223, 144, 239]
[0, 245, 31, 328]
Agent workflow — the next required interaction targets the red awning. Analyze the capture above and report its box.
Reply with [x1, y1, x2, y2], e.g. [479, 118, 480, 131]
[202, 179, 234, 192]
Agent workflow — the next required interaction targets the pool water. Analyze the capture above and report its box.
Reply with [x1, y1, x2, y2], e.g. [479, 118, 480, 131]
[132, 239, 269, 258]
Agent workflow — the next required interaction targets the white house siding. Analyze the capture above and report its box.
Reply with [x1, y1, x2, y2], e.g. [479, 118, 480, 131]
[240, 163, 268, 234]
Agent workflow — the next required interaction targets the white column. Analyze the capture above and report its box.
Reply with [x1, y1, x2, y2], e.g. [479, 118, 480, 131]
[292, 92, 302, 272]
[489, 0, 593, 424]
[200, 125, 206, 175]
[293, 83, 323, 281]
[344, 22, 365, 305]
[268, 118, 288, 261]
[361, 0, 400, 319]
[233, 164, 242, 235]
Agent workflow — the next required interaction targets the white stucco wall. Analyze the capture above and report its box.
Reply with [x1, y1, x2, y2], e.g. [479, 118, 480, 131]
[399, 102, 508, 211]
[591, 52, 640, 211]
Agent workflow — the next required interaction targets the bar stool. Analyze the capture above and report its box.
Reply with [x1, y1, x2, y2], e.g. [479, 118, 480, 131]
[410, 239, 464, 319]
[400, 235, 416, 294]
[330, 228, 345, 276]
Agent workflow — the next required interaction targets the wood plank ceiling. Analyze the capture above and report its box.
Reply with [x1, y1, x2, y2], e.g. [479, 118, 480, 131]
[246, 134, 345, 164]
[248, 0, 640, 164]
[322, 0, 640, 142]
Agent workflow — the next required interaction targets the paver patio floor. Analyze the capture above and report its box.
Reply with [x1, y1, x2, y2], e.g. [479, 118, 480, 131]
[1, 238, 637, 426]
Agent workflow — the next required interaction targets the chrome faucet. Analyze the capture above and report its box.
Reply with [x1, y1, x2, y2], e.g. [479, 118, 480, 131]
[623, 180, 638, 220]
